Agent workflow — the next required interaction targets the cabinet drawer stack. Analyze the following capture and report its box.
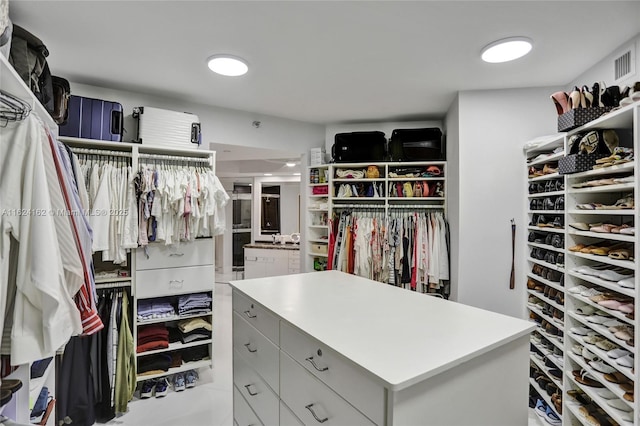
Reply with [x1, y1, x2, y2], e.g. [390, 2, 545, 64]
[134, 238, 215, 388]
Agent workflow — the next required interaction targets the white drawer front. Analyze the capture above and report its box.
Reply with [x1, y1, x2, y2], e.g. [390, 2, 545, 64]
[233, 312, 279, 391]
[135, 265, 214, 298]
[280, 401, 304, 426]
[280, 351, 376, 426]
[233, 291, 279, 344]
[233, 349, 279, 426]
[135, 238, 213, 270]
[281, 322, 384, 425]
[234, 385, 263, 426]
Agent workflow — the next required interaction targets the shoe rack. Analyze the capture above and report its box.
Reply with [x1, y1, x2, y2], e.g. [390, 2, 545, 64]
[525, 134, 567, 425]
[525, 102, 639, 426]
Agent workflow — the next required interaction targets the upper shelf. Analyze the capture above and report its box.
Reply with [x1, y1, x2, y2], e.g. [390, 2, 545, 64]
[565, 162, 635, 179]
[527, 151, 565, 167]
[567, 103, 635, 134]
[59, 136, 215, 158]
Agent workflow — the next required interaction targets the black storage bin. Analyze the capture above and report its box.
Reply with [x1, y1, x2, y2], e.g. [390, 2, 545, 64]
[558, 153, 607, 175]
[332, 131, 387, 163]
[388, 128, 444, 161]
[557, 107, 614, 132]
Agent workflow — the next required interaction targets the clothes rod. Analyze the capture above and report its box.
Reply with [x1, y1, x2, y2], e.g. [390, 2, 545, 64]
[95, 281, 132, 289]
[70, 147, 132, 158]
[388, 205, 444, 209]
[138, 153, 211, 163]
[333, 204, 386, 209]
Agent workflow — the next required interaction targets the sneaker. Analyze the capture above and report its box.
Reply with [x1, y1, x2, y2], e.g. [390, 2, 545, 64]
[174, 373, 186, 392]
[545, 405, 561, 425]
[534, 399, 547, 418]
[155, 378, 169, 398]
[140, 379, 156, 399]
[185, 370, 198, 389]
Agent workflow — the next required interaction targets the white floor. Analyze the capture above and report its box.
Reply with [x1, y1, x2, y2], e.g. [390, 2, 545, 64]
[104, 282, 233, 426]
[103, 279, 542, 426]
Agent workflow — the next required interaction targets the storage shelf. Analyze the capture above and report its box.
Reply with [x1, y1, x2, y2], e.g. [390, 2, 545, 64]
[136, 339, 212, 357]
[308, 225, 329, 230]
[567, 230, 636, 243]
[567, 311, 635, 353]
[568, 209, 636, 216]
[526, 273, 565, 293]
[308, 183, 329, 187]
[308, 239, 328, 244]
[529, 351, 563, 390]
[527, 226, 565, 234]
[567, 271, 636, 299]
[529, 305, 564, 332]
[527, 257, 565, 273]
[307, 208, 328, 212]
[568, 252, 635, 270]
[527, 152, 565, 167]
[528, 378, 562, 421]
[29, 360, 55, 411]
[527, 290, 564, 312]
[569, 102, 635, 134]
[528, 173, 561, 182]
[95, 276, 132, 284]
[528, 210, 564, 215]
[567, 293, 634, 326]
[309, 194, 330, 199]
[135, 359, 211, 382]
[569, 182, 635, 194]
[527, 242, 565, 253]
[309, 252, 328, 257]
[566, 162, 635, 179]
[333, 178, 386, 182]
[388, 197, 445, 201]
[528, 190, 565, 198]
[137, 311, 213, 326]
[387, 177, 445, 181]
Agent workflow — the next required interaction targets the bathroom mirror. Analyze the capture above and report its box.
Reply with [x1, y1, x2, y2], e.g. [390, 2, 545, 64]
[252, 176, 301, 242]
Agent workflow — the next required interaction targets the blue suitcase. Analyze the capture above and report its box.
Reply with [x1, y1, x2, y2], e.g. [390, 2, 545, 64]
[59, 95, 123, 141]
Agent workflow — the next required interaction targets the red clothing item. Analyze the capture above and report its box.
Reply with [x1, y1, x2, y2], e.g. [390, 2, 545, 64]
[136, 340, 169, 354]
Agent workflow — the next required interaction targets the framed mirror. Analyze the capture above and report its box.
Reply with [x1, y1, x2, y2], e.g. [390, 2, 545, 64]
[252, 176, 301, 242]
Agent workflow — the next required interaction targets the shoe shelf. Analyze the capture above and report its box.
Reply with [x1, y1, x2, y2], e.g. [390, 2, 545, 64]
[333, 178, 385, 183]
[565, 371, 634, 425]
[571, 102, 635, 134]
[529, 378, 562, 421]
[137, 311, 213, 326]
[530, 355, 564, 391]
[528, 210, 565, 215]
[567, 311, 635, 353]
[568, 252, 635, 270]
[135, 339, 213, 357]
[528, 152, 566, 167]
[563, 401, 590, 426]
[568, 294, 634, 327]
[530, 339, 564, 372]
[528, 291, 564, 312]
[568, 182, 635, 194]
[528, 242, 565, 253]
[567, 230, 636, 243]
[135, 359, 211, 383]
[529, 172, 562, 182]
[528, 257, 565, 273]
[529, 190, 565, 198]
[567, 271, 635, 299]
[529, 306, 564, 333]
[387, 177, 445, 182]
[527, 273, 565, 293]
[28, 360, 55, 413]
[566, 162, 635, 180]
[528, 226, 566, 234]
[567, 209, 636, 216]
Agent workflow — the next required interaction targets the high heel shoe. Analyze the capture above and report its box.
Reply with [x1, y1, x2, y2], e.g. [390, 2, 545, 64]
[604, 85, 621, 107]
[568, 86, 582, 110]
[550, 91, 569, 115]
[581, 85, 593, 108]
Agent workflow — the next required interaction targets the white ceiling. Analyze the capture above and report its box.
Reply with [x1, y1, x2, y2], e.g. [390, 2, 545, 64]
[9, 1, 640, 126]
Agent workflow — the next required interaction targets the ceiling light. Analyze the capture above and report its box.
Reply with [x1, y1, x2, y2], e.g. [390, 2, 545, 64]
[481, 37, 532, 63]
[293, 173, 301, 176]
[285, 162, 296, 168]
[264, 173, 272, 176]
[207, 54, 248, 76]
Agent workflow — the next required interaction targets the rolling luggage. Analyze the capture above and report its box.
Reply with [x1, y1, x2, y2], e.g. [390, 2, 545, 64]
[58, 95, 123, 141]
[388, 128, 444, 161]
[133, 106, 201, 148]
[332, 131, 386, 163]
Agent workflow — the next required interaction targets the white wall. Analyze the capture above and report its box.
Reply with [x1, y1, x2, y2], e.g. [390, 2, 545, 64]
[452, 87, 560, 318]
[444, 96, 460, 301]
[569, 34, 640, 90]
[68, 82, 326, 157]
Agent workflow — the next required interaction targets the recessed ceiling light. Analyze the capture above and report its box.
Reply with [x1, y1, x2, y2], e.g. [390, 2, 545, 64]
[293, 173, 301, 176]
[285, 162, 296, 168]
[264, 173, 272, 176]
[207, 54, 248, 76]
[481, 37, 532, 63]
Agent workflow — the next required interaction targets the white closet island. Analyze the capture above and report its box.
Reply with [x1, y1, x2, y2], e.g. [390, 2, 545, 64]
[230, 270, 535, 426]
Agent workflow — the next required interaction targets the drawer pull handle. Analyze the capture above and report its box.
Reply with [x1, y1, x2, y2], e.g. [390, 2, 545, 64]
[244, 342, 257, 353]
[169, 252, 185, 257]
[305, 404, 328, 423]
[305, 357, 328, 372]
[169, 279, 184, 288]
[244, 310, 257, 319]
[244, 384, 258, 396]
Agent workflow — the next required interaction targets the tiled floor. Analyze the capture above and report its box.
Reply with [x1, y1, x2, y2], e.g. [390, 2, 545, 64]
[105, 282, 233, 426]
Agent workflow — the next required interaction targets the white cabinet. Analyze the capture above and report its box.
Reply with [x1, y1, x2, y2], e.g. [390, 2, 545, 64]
[231, 271, 534, 425]
[244, 247, 300, 279]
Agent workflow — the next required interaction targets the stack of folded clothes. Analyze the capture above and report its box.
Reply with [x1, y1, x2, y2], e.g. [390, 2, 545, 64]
[177, 318, 212, 344]
[182, 346, 209, 363]
[137, 324, 170, 353]
[178, 293, 212, 317]
[137, 298, 176, 321]
[137, 353, 172, 375]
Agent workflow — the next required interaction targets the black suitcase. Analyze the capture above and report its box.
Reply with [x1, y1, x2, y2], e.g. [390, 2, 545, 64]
[389, 128, 444, 161]
[332, 131, 387, 163]
[59, 95, 123, 141]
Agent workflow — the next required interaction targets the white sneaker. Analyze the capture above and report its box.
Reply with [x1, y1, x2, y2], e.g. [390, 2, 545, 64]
[618, 276, 635, 288]
[607, 348, 632, 359]
[570, 327, 591, 336]
[568, 285, 589, 294]
[596, 389, 617, 400]
[615, 354, 634, 368]
[588, 360, 617, 374]
[580, 288, 603, 298]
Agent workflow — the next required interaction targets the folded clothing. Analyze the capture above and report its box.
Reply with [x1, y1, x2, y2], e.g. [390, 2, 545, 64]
[137, 341, 169, 354]
[168, 327, 182, 343]
[137, 354, 171, 374]
[138, 324, 169, 340]
[137, 299, 176, 321]
[178, 318, 212, 333]
[170, 352, 183, 369]
[178, 293, 212, 316]
[182, 346, 209, 363]
[181, 329, 212, 344]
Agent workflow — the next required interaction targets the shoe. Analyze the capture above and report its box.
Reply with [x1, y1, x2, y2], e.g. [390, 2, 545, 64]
[155, 377, 169, 398]
[534, 399, 547, 418]
[545, 405, 561, 425]
[185, 370, 198, 388]
[551, 91, 570, 115]
[30, 386, 49, 419]
[140, 379, 156, 399]
[616, 354, 634, 368]
[589, 360, 617, 374]
[0, 379, 23, 394]
[174, 373, 186, 392]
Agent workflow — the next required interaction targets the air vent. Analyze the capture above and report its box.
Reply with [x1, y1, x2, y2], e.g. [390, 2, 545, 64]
[613, 45, 635, 82]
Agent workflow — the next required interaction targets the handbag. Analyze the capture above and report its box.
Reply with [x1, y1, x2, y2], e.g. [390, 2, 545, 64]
[51, 76, 70, 125]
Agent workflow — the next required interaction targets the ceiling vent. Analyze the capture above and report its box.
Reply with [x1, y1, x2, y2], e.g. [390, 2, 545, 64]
[614, 44, 635, 82]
